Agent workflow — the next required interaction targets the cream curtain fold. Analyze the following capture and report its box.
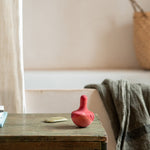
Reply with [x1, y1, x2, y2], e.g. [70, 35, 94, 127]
[0, 0, 25, 113]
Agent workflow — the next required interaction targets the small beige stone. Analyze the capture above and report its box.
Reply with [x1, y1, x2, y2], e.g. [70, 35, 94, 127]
[44, 117, 68, 123]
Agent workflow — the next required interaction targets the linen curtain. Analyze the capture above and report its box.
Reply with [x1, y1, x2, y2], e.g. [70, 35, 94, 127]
[0, 0, 25, 113]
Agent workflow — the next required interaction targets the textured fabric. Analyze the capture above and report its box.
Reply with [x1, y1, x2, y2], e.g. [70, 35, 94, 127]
[85, 79, 150, 150]
[0, 0, 25, 113]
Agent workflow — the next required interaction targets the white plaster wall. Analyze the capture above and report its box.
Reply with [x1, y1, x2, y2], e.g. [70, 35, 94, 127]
[23, 0, 150, 70]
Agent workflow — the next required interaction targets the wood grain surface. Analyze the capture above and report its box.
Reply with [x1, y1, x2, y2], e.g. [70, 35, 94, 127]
[0, 113, 107, 150]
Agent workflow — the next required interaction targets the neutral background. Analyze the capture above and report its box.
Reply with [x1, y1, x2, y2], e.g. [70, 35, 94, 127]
[23, 0, 150, 70]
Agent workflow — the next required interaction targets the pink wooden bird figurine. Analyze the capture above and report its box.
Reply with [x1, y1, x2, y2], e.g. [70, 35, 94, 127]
[71, 95, 95, 127]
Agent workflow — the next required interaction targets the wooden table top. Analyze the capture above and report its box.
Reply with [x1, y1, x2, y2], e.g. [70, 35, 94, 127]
[0, 113, 107, 143]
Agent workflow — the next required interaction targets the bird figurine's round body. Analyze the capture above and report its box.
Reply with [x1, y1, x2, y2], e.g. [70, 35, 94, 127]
[71, 95, 95, 128]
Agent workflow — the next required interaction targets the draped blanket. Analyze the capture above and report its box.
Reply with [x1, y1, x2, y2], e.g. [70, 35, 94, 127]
[85, 79, 150, 150]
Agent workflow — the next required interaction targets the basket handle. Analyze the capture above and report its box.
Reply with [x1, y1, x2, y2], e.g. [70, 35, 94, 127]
[129, 0, 147, 18]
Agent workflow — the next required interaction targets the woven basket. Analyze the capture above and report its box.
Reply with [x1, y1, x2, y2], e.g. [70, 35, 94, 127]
[130, 0, 150, 69]
[134, 12, 150, 69]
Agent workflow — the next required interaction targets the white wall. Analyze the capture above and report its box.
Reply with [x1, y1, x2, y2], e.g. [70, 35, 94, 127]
[23, 0, 150, 70]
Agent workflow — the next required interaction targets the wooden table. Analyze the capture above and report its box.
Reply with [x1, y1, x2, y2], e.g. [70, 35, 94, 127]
[0, 114, 107, 150]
